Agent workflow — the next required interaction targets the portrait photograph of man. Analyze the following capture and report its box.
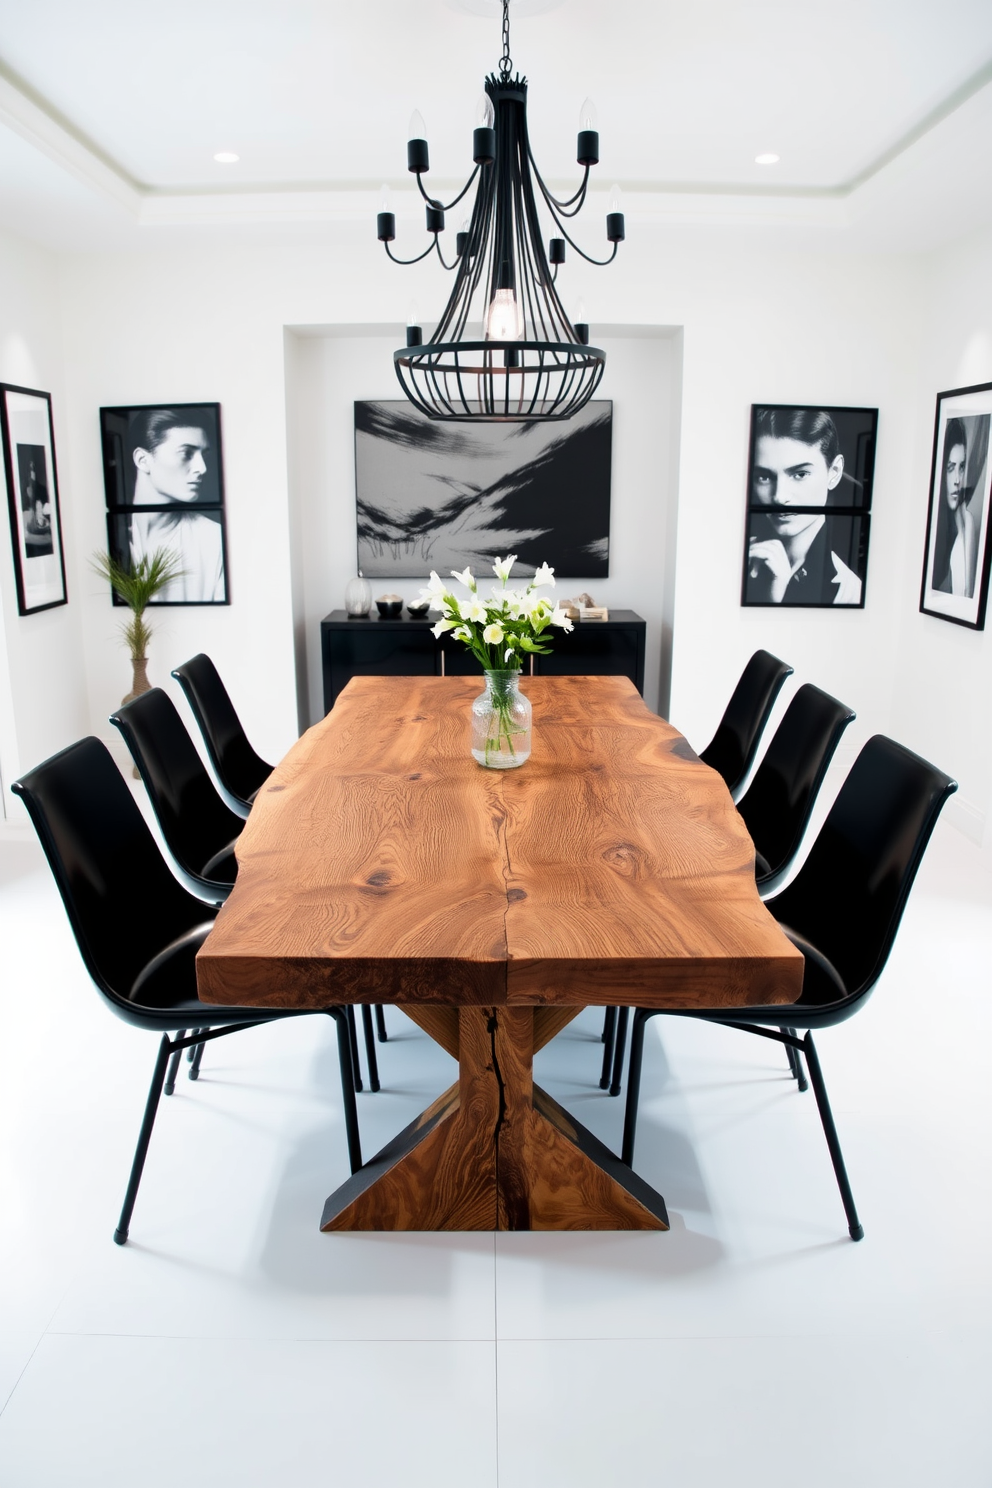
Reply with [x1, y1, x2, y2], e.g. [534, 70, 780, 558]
[100, 402, 229, 605]
[741, 404, 877, 609]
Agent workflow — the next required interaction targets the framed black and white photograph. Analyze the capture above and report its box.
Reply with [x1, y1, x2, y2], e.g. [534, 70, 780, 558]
[1, 383, 68, 616]
[100, 402, 229, 604]
[741, 404, 877, 609]
[919, 382, 992, 630]
[354, 399, 612, 579]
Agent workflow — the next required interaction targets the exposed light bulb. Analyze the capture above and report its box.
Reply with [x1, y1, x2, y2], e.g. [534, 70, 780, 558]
[486, 288, 524, 341]
[579, 97, 599, 132]
[476, 94, 495, 129]
[379, 183, 392, 212]
[408, 109, 427, 141]
[609, 182, 623, 213]
[574, 298, 587, 324]
[407, 301, 421, 327]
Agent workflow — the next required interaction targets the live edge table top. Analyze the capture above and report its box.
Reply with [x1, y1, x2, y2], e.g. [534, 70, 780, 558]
[196, 674, 803, 1015]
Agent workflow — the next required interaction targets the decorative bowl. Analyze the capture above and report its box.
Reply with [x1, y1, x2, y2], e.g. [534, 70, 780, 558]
[406, 599, 431, 616]
[376, 597, 403, 617]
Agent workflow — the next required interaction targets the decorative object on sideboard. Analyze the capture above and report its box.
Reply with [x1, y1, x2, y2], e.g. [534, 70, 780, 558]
[742, 404, 876, 610]
[376, 0, 624, 422]
[376, 595, 404, 617]
[1, 383, 68, 615]
[919, 380, 992, 631]
[422, 555, 573, 769]
[344, 572, 372, 616]
[406, 598, 431, 616]
[100, 402, 229, 606]
[90, 547, 186, 775]
[355, 399, 612, 579]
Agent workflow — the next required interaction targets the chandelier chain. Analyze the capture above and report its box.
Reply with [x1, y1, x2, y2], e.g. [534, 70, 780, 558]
[499, 0, 513, 81]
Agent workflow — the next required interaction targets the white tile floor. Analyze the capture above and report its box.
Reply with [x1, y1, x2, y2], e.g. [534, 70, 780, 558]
[1, 815, 990, 1486]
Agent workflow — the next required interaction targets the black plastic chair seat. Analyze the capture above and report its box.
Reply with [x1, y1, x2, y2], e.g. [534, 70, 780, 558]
[698, 650, 793, 799]
[172, 653, 273, 813]
[110, 688, 246, 899]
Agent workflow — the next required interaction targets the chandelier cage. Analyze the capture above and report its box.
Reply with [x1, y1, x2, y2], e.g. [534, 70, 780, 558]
[376, 0, 624, 421]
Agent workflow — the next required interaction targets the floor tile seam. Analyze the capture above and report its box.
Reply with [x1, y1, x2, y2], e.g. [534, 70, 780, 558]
[0, 1274, 80, 1419]
[492, 1327, 984, 1343]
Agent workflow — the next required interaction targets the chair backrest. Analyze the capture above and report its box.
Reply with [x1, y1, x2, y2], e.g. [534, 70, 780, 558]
[736, 683, 855, 884]
[172, 653, 272, 805]
[769, 735, 956, 1000]
[11, 738, 212, 1013]
[698, 650, 793, 796]
[110, 688, 244, 887]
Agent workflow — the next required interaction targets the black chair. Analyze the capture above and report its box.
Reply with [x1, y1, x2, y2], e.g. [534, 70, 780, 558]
[172, 653, 273, 816]
[698, 649, 794, 799]
[736, 683, 856, 895]
[110, 687, 245, 901]
[172, 654, 392, 1050]
[620, 735, 957, 1240]
[111, 688, 381, 1092]
[11, 737, 364, 1245]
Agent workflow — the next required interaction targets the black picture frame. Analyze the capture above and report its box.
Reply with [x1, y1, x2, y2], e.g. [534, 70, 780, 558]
[99, 402, 229, 606]
[919, 382, 992, 631]
[354, 398, 613, 579]
[1, 383, 68, 616]
[741, 404, 877, 609]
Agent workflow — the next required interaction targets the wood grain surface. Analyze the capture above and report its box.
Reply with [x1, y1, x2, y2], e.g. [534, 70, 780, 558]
[197, 674, 803, 1012]
[320, 1006, 669, 1232]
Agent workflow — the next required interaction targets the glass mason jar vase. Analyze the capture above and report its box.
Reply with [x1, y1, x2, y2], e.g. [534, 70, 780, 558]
[471, 670, 532, 769]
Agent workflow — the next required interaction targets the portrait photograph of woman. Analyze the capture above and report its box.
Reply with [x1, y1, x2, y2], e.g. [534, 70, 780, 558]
[741, 404, 877, 609]
[920, 383, 992, 630]
[100, 402, 229, 605]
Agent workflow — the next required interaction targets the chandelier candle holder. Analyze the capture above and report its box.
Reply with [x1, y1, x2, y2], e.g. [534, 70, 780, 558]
[377, 0, 624, 422]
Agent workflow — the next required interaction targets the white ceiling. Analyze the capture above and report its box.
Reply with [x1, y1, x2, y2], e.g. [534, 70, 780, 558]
[1, 0, 991, 251]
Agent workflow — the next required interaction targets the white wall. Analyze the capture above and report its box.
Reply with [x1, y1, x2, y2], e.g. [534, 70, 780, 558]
[0, 226, 89, 826]
[31, 218, 986, 841]
[890, 220, 992, 843]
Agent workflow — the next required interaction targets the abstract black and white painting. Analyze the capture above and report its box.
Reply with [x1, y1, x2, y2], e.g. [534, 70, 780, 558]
[354, 399, 612, 579]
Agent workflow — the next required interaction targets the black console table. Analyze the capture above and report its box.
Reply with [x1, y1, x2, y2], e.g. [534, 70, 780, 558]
[320, 609, 646, 713]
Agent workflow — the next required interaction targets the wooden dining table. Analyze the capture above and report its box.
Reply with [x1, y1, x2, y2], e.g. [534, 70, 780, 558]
[196, 674, 804, 1232]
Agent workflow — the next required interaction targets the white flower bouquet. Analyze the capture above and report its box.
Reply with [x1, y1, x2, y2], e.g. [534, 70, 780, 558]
[421, 554, 573, 672]
[421, 555, 574, 767]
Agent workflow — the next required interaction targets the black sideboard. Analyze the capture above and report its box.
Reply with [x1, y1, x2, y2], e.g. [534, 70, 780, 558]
[320, 609, 646, 713]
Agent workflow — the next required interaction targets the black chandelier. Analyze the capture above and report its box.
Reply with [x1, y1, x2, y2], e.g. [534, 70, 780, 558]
[376, 0, 624, 422]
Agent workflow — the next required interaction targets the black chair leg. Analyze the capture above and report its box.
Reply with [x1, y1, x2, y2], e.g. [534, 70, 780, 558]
[164, 1030, 186, 1095]
[361, 1005, 381, 1093]
[621, 1009, 654, 1166]
[346, 1005, 364, 1093]
[609, 1006, 630, 1097]
[114, 1034, 172, 1245]
[788, 1027, 808, 1092]
[189, 1037, 207, 1081]
[782, 1031, 800, 1080]
[802, 1033, 863, 1241]
[187, 1027, 204, 1061]
[375, 1004, 388, 1042]
[600, 1006, 618, 1089]
[329, 1011, 362, 1174]
[601, 1007, 612, 1043]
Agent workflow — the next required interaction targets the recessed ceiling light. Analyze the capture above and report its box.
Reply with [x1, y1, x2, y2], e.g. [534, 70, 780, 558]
[213, 151, 240, 164]
[755, 152, 780, 165]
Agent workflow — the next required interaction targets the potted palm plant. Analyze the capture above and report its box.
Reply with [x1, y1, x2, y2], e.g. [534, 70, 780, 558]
[91, 547, 185, 705]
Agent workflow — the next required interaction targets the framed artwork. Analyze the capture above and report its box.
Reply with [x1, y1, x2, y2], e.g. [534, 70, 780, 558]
[919, 382, 992, 630]
[354, 398, 612, 578]
[1, 383, 67, 615]
[99, 402, 229, 605]
[741, 404, 877, 609]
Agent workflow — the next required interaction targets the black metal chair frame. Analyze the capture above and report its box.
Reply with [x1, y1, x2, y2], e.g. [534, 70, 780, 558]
[12, 737, 372, 1245]
[617, 735, 957, 1241]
